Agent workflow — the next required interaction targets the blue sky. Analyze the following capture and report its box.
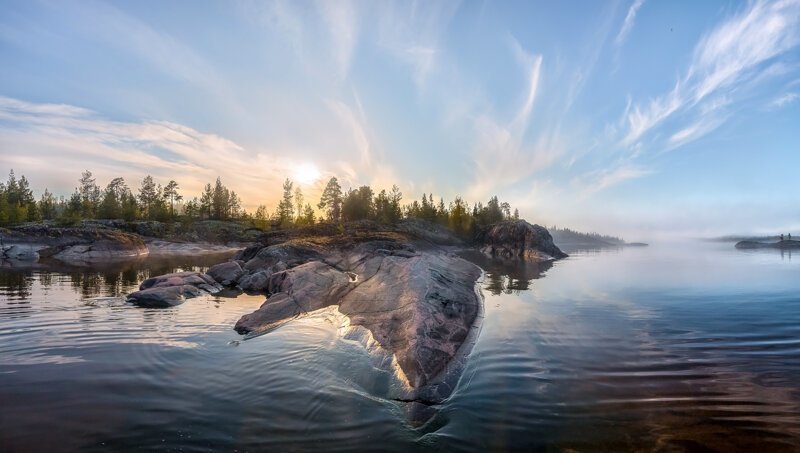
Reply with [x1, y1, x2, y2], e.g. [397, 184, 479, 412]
[1, 0, 798, 237]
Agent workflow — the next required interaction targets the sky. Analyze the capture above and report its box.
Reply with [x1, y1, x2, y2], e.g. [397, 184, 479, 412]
[0, 0, 799, 238]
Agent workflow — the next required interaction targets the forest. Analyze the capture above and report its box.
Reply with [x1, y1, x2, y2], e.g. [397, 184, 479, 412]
[0, 170, 521, 237]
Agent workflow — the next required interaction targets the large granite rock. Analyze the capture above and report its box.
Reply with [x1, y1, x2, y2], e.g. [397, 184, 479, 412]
[474, 220, 567, 261]
[232, 243, 320, 293]
[127, 271, 222, 307]
[233, 242, 482, 391]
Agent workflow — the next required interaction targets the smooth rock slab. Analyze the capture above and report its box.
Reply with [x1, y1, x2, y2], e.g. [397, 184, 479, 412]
[235, 261, 354, 332]
[234, 248, 481, 390]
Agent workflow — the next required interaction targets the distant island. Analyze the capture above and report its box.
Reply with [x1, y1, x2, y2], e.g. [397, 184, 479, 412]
[735, 239, 800, 250]
[548, 226, 648, 250]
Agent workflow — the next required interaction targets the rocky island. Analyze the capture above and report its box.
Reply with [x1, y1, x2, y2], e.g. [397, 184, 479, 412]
[1, 213, 566, 420]
[126, 219, 567, 414]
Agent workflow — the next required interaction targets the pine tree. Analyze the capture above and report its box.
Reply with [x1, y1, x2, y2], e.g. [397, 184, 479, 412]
[163, 180, 182, 218]
[78, 170, 101, 218]
[294, 187, 304, 223]
[138, 175, 158, 220]
[318, 177, 343, 223]
[277, 178, 295, 227]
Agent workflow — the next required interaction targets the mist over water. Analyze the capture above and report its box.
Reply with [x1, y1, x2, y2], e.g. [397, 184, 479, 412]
[1, 241, 799, 451]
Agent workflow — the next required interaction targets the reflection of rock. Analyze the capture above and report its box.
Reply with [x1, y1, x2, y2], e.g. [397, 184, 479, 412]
[127, 271, 221, 307]
[458, 250, 551, 295]
[475, 220, 567, 261]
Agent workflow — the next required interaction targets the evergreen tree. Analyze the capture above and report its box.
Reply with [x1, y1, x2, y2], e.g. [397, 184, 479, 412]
[341, 186, 374, 221]
[254, 205, 269, 229]
[39, 189, 57, 220]
[138, 175, 158, 219]
[163, 180, 182, 218]
[78, 170, 101, 218]
[277, 178, 295, 227]
[200, 184, 213, 218]
[294, 187, 304, 223]
[99, 177, 129, 219]
[318, 177, 343, 223]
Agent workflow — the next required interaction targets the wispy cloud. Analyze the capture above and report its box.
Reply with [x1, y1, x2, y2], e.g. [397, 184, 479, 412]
[577, 164, 653, 196]
[621, 0, 800, 149]
[616, 0, 645, 46]
[468, 39, 564, 200]
[769, 91, 800, 108]
[318, 0, 359, 80]
[376, 1, 461, 91]
[0, 96, 322, 210]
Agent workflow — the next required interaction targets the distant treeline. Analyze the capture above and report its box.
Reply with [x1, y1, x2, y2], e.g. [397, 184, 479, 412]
[548, 226, 625, 245]
[0, 170, 521, 236]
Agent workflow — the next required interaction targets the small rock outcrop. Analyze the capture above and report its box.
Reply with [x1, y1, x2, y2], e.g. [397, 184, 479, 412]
[1, 244, 40, 261]
[2, 225, 148, 263]
[127, 271, 222, 307]
[207, 261, 244, 286]
[474, 220, 567, 261]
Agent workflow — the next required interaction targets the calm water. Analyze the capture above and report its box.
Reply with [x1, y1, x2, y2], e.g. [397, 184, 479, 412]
[1, 242, 799, 451]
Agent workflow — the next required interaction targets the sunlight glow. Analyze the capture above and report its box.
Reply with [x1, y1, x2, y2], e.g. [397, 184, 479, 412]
[293, 162, 321, 185]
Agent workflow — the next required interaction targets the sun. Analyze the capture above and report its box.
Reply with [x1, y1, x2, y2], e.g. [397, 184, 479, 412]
[292, 162, 321, 185]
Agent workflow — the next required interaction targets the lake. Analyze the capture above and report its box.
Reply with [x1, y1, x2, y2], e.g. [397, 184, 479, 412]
[1, 242, 799, 451]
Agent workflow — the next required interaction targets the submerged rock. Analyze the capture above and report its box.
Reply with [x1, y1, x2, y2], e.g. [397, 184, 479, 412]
[474, 220, 567, 261]
[126, 285, 203, 308]
[127, 271, 221, 307]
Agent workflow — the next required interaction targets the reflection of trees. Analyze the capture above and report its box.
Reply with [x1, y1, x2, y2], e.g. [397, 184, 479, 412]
[1, 251, 236, 300]
[0, 270, 33, 300]
[458, 251, 551, 295]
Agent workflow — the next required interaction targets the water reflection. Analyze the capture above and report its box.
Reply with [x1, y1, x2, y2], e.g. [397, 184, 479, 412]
[459, 250, 551, 295]
[440, 242, 800, 451]
[0, 252, 234, 300]
[2, 242, 800, 451]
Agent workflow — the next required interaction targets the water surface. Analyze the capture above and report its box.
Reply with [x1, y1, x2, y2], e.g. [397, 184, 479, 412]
[1, 242, 799, 451]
